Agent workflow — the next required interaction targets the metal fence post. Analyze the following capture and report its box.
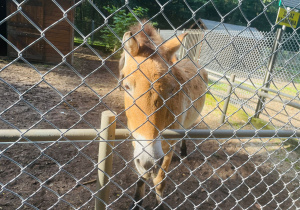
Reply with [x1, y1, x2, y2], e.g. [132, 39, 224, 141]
[254, 28, 284, 118]
[220, 74, 236, 124]
[95, 110, 116, 210]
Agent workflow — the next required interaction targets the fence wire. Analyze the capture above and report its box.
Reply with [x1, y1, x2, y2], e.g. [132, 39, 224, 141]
[179, 28, 300, 130]
[0, 0, 300, 209]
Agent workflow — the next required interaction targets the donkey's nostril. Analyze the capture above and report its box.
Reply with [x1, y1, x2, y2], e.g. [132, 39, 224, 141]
[136, 159, 140, 164]
[124, 84, 130, 90]
[143, 161, 153, 171]
[135, 158, 153, 171]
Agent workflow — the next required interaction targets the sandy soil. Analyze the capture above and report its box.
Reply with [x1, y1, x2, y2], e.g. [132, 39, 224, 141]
[0, 47, 299, 209]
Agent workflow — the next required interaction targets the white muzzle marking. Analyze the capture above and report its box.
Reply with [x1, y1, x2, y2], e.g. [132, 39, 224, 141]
[133, 133, 164, 176]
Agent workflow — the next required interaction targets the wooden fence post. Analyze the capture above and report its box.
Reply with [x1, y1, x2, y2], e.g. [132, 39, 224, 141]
[95, 110, 116, 210]
[220, 74, 236, 124]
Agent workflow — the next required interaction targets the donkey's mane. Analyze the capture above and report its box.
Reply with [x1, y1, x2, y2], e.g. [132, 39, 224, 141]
[129, 21, 165, 57]
[119, 21, 174, 71]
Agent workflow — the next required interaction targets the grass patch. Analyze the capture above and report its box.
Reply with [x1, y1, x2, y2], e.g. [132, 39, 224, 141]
[74, 37, 106, 47]
[204, 93, 219, 107]
[208, 81, 228, 92]
[205, 93, 277, 130]
[269, 83, 300, 96]
[250, 118, 275, 130]
[74, 37, 114, 54]
[205, 93, 249, 128]
[73, 37, 122, 59]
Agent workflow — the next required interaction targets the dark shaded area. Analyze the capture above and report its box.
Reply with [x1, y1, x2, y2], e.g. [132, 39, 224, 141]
[0, 1, 7, 56]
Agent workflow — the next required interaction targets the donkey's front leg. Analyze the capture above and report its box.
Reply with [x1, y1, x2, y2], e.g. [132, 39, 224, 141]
[153, 150, 173, 210]
[129, 178, 146, 210]
[180, 139, 187, 157]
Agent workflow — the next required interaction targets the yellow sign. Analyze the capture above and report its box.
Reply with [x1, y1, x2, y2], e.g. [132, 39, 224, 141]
[276, 7, 300, 28]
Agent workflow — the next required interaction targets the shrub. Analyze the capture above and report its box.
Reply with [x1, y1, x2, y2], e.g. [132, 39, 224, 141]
[102, 6, 149, 51]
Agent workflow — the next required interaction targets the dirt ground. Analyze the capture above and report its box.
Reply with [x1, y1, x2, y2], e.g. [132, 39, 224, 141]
[0, 47, 299, 209]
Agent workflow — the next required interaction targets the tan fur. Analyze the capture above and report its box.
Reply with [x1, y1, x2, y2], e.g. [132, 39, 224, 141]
[120, 22, 207, 208]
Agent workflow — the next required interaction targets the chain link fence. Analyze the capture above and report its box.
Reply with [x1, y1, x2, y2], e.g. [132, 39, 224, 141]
[0, 0, 300, 209]
[181, 29, 300, 84]
[180, 28, 300, 129]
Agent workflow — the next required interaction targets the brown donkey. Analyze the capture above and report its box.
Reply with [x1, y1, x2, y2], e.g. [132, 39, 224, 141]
[119, 22, 208, 209]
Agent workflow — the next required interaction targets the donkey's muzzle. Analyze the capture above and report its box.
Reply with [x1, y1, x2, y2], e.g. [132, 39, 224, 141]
[135, 157, 164, 177]
[136, 158, 153, 171]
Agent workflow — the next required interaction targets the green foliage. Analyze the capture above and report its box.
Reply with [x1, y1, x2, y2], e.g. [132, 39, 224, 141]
[101, 6, 149, 51]
[74, 1, 284, 49]
[128, 0, 279, 31]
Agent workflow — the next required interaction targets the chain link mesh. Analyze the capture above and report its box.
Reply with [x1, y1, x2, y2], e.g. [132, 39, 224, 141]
[0, 0, 299, 209]
[179, 28, 300, 130]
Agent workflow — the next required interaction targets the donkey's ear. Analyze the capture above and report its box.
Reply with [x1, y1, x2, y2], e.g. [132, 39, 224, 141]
[163, 33, 188, 59]
[123, 31, 139, 57]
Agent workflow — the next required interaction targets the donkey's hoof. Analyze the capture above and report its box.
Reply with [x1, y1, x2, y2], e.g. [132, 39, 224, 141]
[180, 148, 187, 157]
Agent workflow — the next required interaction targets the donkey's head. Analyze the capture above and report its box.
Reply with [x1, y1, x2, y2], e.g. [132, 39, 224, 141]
[119, 22, 187, 176]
